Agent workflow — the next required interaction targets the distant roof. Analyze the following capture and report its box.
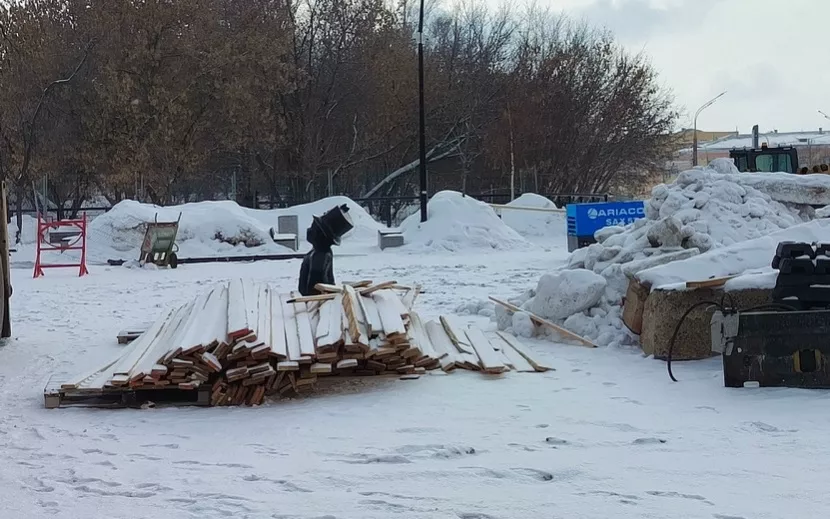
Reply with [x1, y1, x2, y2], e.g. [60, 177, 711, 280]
[680, 131, 830, 153]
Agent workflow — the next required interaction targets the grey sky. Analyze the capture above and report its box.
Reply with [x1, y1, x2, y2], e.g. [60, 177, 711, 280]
[545, 0, 829, 133]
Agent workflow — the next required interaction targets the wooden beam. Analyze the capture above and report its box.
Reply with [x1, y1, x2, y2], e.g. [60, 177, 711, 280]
[489, 296, 597, 348]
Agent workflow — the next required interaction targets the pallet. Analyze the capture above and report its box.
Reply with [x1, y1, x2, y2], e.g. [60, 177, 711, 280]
[43, 375, 211, 409]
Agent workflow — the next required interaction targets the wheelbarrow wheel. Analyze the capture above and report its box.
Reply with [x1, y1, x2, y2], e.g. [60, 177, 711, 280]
[169, 252, 178, 269]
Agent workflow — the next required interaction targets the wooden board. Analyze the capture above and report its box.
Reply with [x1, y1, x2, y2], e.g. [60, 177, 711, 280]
[315, 296, 344, 350]
[464, 326, 505, 373]
[227, 278, 248, 339]
[293, 295, 317, 358]
[343, 285, 369, 347]
[408, 311, 437, 359]
[242, 279, 259, 340]
[256, 284, 271, 347]
[490, 334, 535, 372]
[496, 331, 553, 372]
[489, 296, 597, 348]
[439, 315, 475, 355]
[269, 287, 288, 360]
[373, 290, 407, 336]
[109, 307, 175, 378]
[401, 285, 422, 311]
[685, 275, 738, 289]
[425, 319, 459, 371]
[280, 293, 302, 361]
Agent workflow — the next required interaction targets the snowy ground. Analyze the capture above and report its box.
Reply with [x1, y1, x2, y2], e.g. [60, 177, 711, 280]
[0, 250, 827, 519]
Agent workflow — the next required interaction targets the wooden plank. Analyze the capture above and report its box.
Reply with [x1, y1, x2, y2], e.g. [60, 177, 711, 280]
[358, 280, 396, 295]
[277, 361, 300, 371]
[280, 293, 303, 361]
[425, 320, 460, 371]
[439, 315, 475, 354]
[374, 289, 408, 317]
[242, 279, 260, 341]
[622, 277, 649, 335]
[336, 359, 358, 369]
[361, 295, 383, 336]
[408, 311, 437, 359]
[256, 284, 271, 348]
[310, 363, 332, 374]
[292, 294, 316, 358]
[464, 326, 505, 373]
[227, 278, 249, 339]
[685, 275, 737, 289]
[270, 287, 288, 360]
[286, 293, 337, 303]
[130, 301, 194, 381]
[343, 285, 369, 348]
[400, 285, 422, 311]
[110, 307, 175, 378]
[489, 296, 597, 348]
[315, 296, 344, 350]
[490, 334, 535, 372]
[496, 331, 553, 372]
[373, 290, 407, 336]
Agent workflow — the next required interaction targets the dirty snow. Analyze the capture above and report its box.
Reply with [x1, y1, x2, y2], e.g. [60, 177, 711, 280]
[497, 162, 824, 348]
[400, 191, 535, 252]
[2, 247, 827, 519]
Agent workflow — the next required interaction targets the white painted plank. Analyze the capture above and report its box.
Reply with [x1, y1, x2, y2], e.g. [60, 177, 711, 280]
[425, 320, 460, 371]
[464, 326, 505, 373]
[497, 331, 553, 372]
[227, 278, 248, 338]
[280, 293, 302, 361]
[293, 294, 316, 358]
[400, 285, 421, 311]
[494, 335, 535, 372]
[373, 290, 407, 336]
[269, 286, 288, 360]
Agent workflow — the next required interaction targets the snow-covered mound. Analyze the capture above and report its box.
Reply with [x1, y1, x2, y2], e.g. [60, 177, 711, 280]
[400, 191, 535, 252]
[8, 197, 385, 265]
[495, 160, 824, 348]
[500, 194, 566, 245]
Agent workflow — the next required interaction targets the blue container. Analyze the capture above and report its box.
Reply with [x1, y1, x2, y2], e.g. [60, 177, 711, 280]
[566, 200, 645, 251]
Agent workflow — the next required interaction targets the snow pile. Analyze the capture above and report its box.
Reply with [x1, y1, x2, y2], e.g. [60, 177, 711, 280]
[496, 160, 821, 348]
[400, 191, 535, 252]
[269, 196, 384, 249]
[500, 194, 566, 243]
[8, 215, 38, 245]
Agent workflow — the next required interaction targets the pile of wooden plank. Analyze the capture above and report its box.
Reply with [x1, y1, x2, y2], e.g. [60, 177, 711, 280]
[56, 279, 550, 408]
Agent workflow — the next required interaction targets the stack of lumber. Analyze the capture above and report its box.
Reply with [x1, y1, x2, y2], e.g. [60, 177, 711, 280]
[60, 279, 550, 407]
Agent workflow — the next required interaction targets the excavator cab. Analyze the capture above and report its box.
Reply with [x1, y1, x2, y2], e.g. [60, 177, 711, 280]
[729, 144, 799, 173]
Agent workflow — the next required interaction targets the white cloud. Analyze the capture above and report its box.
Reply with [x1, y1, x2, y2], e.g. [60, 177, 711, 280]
[522, 0, 830, 132]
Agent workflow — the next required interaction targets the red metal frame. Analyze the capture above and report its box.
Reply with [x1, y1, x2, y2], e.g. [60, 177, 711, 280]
[33, 212, 90, 278]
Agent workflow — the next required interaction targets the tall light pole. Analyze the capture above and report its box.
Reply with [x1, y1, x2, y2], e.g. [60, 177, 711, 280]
[692, 91, 727, 166]
[417, 0, 428, 222]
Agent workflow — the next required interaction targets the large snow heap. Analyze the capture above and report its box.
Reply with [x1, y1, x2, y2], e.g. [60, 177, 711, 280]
[495, 159, 826, 348]
[400, 190, 535, 252]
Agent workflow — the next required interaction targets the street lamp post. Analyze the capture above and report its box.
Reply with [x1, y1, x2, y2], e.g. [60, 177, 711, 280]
[692, 91, 727, 167]
[417, 0, 428, 222]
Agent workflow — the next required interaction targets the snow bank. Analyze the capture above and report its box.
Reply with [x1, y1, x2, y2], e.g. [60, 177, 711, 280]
[496, 161, 822, 348]
[499, 194, 567, 246]
[8, 197, 385, 265]
[400, 191, 535, 252]
[636, 219, 830, 289]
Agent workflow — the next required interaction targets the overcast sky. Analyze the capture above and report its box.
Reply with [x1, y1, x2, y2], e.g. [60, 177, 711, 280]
[542, 0, 829, 134]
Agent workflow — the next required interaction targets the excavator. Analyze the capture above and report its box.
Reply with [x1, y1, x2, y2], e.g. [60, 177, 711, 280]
[729, 125, 829, 174]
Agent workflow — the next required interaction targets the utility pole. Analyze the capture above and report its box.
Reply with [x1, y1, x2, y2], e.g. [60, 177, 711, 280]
[819, 110, 830, 122]
[417, 0, 428, 222]
[692, 91, 727, 167]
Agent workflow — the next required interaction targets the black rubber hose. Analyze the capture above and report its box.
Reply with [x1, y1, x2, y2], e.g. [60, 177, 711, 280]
[667, 300, 724, 382]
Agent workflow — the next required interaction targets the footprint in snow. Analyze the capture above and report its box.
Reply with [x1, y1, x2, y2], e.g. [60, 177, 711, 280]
[632, 437, 667, 445]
